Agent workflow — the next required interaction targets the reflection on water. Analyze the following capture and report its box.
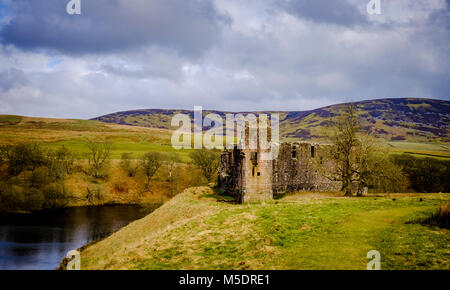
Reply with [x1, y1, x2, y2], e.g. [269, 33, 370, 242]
[0, 205, 144, 270]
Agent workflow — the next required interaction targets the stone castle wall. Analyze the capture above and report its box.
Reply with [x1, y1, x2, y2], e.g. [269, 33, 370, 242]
[218, 142, 341, 203]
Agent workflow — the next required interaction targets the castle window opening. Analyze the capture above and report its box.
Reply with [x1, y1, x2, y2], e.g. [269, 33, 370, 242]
[292, 146, 297, 159]
[311, 145, 315, 158]
[251, 152, 258, 166]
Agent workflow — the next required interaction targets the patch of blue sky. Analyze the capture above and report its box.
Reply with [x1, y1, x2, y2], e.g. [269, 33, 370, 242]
[47, 59, 63, 68]
[0, 3, 9, 20]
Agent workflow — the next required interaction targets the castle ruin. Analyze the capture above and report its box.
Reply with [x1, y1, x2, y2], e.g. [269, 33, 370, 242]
[218, 142, 342, 203]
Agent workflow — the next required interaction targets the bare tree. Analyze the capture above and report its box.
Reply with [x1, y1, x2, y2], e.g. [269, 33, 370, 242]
[47, 146, 76, 181]
[326, 104, 360, 196]
[86, 140, 111, 178]
[165, 153, 182, 196]
[190, 149, 220, 183]
[120, 153, 139, 177]
[320, 104, 407, 196]
[140, 152, 162, 191]
[354, 134, 385, 196]
[161, 153, 180, 181]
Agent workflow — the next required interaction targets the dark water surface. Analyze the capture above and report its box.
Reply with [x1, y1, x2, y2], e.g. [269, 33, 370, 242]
[0, 205, 145, 270]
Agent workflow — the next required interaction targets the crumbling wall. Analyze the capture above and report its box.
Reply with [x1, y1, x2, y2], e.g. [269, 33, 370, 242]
[218, 147, 244, 199]
[219, 142, 341, 203]
[273, 143, 341, 193]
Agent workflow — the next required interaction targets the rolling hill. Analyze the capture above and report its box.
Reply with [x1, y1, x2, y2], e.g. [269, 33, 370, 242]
[1, 98, 449, 160]
[93, 98, 449, 143]
[0, 115, 189, 160]
[80, 187, 450, 270]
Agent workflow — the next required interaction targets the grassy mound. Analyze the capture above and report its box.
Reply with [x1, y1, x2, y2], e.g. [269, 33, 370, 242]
[81, 189, 450, 270]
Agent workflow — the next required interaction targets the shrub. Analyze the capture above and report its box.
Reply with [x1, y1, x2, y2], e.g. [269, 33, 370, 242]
[47, 146, 76, 180]
[3, 143, 47, 177]
[113, 179, 129, 194]
[25, 188, 45, 211]
[189, 149, 220, 183]
[86, 185, 105, 204]
[29, 166, 51, 188]
[0, 183, 20, 212]
[140, 152, 162, 191]
[0, 143, 78, 213]
[86, 140, 112, 178]
[120, 153, 139, 177]
[42, 183, 70, 209]
[392, 155, 450, 193]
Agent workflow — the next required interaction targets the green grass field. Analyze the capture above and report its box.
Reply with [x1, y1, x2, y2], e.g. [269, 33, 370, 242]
[388, 141, 450, 159]
[0, 115, 193, 162]
[81, 187, 449, 270]
[41, 140, 192, 162]
[1, 115, 448, 162]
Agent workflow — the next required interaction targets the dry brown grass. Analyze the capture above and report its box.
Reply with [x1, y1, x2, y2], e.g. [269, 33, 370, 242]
[81, 186, 226, 269]
[60, 160, 206, 208]
[0, 115, 171, 144]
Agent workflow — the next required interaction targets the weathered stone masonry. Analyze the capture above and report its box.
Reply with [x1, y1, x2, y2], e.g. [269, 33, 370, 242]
[218, 142, 341, 203]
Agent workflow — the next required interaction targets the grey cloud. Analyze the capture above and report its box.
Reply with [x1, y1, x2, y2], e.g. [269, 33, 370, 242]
[280, 0, 368, 27]
[98, 49, 184, 81]
[0, 68, 29, 91]
[0, 0, 228, 57]
[0, 0, 448, 119]
[427, 0, 450, 34]
[100, 64, 180, 81]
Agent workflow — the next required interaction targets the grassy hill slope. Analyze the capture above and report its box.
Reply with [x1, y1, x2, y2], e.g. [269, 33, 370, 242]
[1, 98, 449, 159]
[81, 187, 450, 270]
[0, 116, 207, 212]
[0, 115, 192, 161]
[93, 98, 450, 143]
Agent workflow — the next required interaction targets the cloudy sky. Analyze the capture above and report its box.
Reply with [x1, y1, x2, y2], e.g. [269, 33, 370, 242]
[0, 0, 449, 118]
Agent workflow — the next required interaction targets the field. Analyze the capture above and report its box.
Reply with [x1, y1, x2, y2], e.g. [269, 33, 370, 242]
[0, 115, 203, 210]
[387, 141, 450, 159]
[1, 115, 449, 161]
[81, 187, 449, 270]
[0, 115, 192, 162]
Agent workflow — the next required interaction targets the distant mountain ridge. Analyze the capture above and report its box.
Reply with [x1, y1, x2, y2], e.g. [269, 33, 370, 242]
[92, 98, 450, 142]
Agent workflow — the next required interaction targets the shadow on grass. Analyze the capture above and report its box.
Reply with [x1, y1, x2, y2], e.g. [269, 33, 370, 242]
[421, 203, 449, 229]
[273, 193, 286, 200]
[409, 203, 450, 229]
[202, 186, 238, 203]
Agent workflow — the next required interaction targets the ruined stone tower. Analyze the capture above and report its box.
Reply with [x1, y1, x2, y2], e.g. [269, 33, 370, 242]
[218, 123, 274, 203]
[218, 145, 273, 203]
